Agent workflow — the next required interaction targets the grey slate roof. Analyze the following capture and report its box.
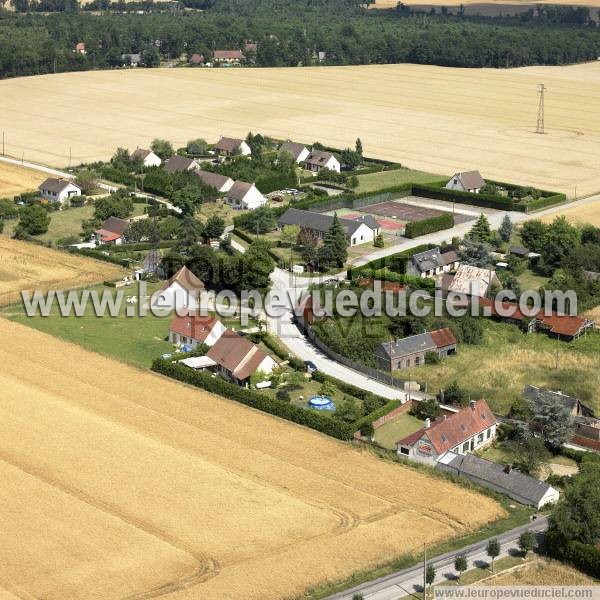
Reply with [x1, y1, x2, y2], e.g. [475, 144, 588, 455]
[98, 216, 129, 236]
[509, 246, 531, 257]
[451, 170, 485, 190]
[278, 141, 307, 161]
[412, 248, 443, 273]
[305, 150, 336, 166]
[164, 155, 197, 174]
[376, 332, 435, 360]
[194, 170, 233, 190]
[227, 180, 254, 201]
[38, 177, 77, 194]
[214, 137, 244, 153]
[443, 453, 555, 506]
[278, 208, 378, 238]
[523, 385, 579, 414]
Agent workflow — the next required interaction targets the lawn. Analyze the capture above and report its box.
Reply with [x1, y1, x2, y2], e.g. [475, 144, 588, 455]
[373, 412, 424, 449]
[516, 269, 549, 292]
[400, 320, 600, 415]
[355, 167, 445, 193]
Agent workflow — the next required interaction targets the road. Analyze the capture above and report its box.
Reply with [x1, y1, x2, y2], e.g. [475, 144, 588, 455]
[326, 516, 549, 600]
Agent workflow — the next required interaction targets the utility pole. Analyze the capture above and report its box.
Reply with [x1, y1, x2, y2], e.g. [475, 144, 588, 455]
[536, 84, 546, 135]
[68, 146, 72, 169]
[2, 130, 4, 156]
[423, 544, 427, 600]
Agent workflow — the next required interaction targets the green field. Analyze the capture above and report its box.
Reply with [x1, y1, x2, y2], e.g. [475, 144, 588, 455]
[373, 412, 424, 449]
[355, 168, 445, 193]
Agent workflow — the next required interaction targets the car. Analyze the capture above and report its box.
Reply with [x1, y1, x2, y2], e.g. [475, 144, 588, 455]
[304, 360, 318, 373]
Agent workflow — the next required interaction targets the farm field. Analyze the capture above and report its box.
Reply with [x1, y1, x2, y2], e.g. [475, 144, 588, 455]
[0, 161, 46, 197]
[0, 237, 124, 305]
[540, 197, 600, 227]
[4, 63, 600, 195]
[0, 318, 504, 600]
[355, 167, 445, 193]
[482, 558, 598, 585]
[368, 0, 600, 7]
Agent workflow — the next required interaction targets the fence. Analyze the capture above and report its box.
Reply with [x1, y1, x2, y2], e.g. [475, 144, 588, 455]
[371, 400, 415, 429]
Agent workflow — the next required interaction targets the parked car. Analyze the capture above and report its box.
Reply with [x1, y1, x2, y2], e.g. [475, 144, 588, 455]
[304, 360, 318, 373]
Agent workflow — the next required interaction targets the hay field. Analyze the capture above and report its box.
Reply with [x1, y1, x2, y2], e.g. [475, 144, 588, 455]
[0, 237, 124, 305]
[540, 197, 600, 227]
[483, 558, 597, 585]
[3, 63, 600, 195]
[0, 161, 46, 197]
[0, 318, 503, 600]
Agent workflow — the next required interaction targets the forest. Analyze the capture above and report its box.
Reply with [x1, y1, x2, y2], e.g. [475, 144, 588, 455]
[1, 0, 600, 79]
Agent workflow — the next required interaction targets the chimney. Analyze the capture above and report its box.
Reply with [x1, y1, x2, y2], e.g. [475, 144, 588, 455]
[470, 400, 476, 410]
[425, 418, 431, 429]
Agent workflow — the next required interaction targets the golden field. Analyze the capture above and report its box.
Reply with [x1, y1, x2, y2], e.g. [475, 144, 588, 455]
[3, 63, 600, 195]
[0, 237, 124, 305]
[0, 318, 503, 600]
[483, 558, 597, 586]
[0, 161, 46, 197]
[540, 196, 600, 227]
[368, 0, 600, 6]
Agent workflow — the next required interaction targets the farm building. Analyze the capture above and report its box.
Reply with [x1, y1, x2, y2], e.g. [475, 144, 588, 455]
[212, 50, 245, 65]
[277, 207, 380, 246]
[437, 453, 559, 509]
[206, 329, 277, 386]
[163, 155, 199, 174]
[153, 266, 205, 313]
[374, 327, 457, 371]
[94, 216, 129, 245]
[38, 178, 81, 205]
[131, 148, 162, 168]
[523, 385, 594, 418]
[278, 141, 309, 164]
[446, 170, 485, 193]
[214, 136, 251, 157]
[304, 150, 340, 173]
[445, 264, 500, 298]
[194, 170, 234, 193]
[406, 247, 460, 278]
[225, 181, 266, 210]
[168, 314, 226, 349]
[397, 400, 497, 465]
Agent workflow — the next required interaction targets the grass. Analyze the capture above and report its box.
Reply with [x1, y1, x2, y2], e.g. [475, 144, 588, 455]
[355, 168, 445, 193]
[373, 413, 424, 449]
[485, 557, 598, 585]
[516, 269, 549, 292]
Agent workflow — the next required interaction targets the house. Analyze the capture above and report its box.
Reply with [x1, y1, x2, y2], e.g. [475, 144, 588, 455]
[206, 329, 277, 385]
[278, 141, 309, 164]
[188, 53, 205, 66]
[168, 314, 226, 349]
[437, 453, 559, 509]
[95, 216, 129, 245]
[131, 148, 162, 168]
[194, 170, 234, 193]
[446, 170, 485, 193]
[163, 155, 199, 174]
[121, 53, 142, 67]
[153, 266, 205, 313]
[406, 247, 460, 279]
[523, 385, 594, 418]
[304, 150, 341, 174]
[225, 181, 267, 210]
[213, 136, 252, 157]
[213, 50, 245, 65]
[38, 178, 82, 205]
[74, 42, 86, 54]
[374, 327, 457, 371]
[446, 264, 500, 298]
[277, 208, 380, 246]
[396, 400, 497, 465]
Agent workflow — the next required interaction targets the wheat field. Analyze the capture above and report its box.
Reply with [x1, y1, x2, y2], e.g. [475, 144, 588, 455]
[483, 558, 598, 586]
[2, 63, 600, 195]
[540, 196, 600, 227]
[0, 237, 124, 305]
[0, 318, 503, 600]
[0, 161, 46, 197]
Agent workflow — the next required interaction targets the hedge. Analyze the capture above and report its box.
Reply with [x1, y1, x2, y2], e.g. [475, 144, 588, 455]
[350, 268, 436, 290]
[260, 333, 291, 360]
[412, 185, 516, 211]
[110, 240, 177, 252]
[256, 171, 297, 194]
[151, 358, 355, 440]
[68, 247, 130, 266]
[565, 541, 600, 578]
[405, 212, 454, 238]
[354, 400, 402, 435]
[522, 193, 567, 212]
[347, 244, 435, 278]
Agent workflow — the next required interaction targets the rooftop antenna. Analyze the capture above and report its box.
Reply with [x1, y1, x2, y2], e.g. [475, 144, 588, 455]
[536, 84, 546, 134]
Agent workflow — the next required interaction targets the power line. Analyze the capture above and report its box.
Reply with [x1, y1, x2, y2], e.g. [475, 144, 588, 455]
[536, 83, 546, 135]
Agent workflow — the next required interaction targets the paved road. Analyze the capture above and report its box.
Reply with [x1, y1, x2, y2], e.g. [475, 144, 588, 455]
[326, 516, 548, 600]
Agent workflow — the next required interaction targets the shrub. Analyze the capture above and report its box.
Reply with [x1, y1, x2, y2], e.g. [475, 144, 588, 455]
[404, 213, 454, 238]
[288, 356, 305, 371]
[276, 389, 291, 402]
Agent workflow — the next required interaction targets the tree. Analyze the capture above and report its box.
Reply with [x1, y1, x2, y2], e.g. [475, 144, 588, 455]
[468, 213, 492, 243]
[355, 137, 363, 157]
[186, 138, 208, 156]
[203, 215, 225, 240]
[520, 220, 547, 253]
[151, 138, 174, 160]
[110, 147, 131, 169]
[499, 214, 513, 243]
[158, 215, 183, 240]
[509, 434, 549, 476]
[171, 184, 201, 216]
[373, 232, 384, 248]
[454, 554, 467, 583]
[281, 224, 300, 247]
[240, 239, 275, 292]
[321, 213, 347, 268]
[335, 397, 362, 423]
[425, 563, 436, 598]
[126, 218, 159, 243]
[518, 531, 535, 558]
[236, 206, 276, 235]
[176, 216, 205, 251]
[93, 191, 134, 221]
[442, 381, 465, 406]
[340, 148, 361, 170]
[412, 398, 441, 420]
[15, 204, 50, 236]
[458, 239, 494, 269]
[542, 216, 581, 271]
[486, 538, 500, 572]
[528, 390, 573, 450]
[75, 169, 98, 195]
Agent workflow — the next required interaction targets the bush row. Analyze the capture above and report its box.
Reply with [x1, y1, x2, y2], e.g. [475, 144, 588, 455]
[563, 541, 600, 579]
[354, 400, 403, 436]
[256, 171, 297, 194]
[412, 185, 516, 210]
[404, 212, 454, 238]
[259, 333, 291, 361]
[522, 193, 567, 212]
[68, 247, 130, 266]
[110, 240, 177, 252]
[351, 268, 437, 290]
[347, 243, 435, 278]
[151, 358, 355, 440]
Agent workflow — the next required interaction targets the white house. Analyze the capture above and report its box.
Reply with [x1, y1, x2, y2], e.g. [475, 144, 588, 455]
[406, 247, 460, 279]
[194, 170, 234, 193]
[152, 266, 205, 313]
[168, 314, 226, 348]
[304, 150, 341, 174]
[95, 216, 129, 245]
[397, 400, 497, 466]
[38, 178, 82, 205]
[131, 148, 162, 168]
[214, 136, 252, 157]
[225, 181, 267, 210]
[446, 171, 485, 194]
[278, 141, 309, 164]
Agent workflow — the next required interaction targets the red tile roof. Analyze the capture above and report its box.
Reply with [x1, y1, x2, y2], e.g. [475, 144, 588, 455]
[169, 314, 218, 342]
[430, 327, 457, 349]
[398, 400, 496, 455]
[537, 313, 587, 337]
[213, 50, 244, 60]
